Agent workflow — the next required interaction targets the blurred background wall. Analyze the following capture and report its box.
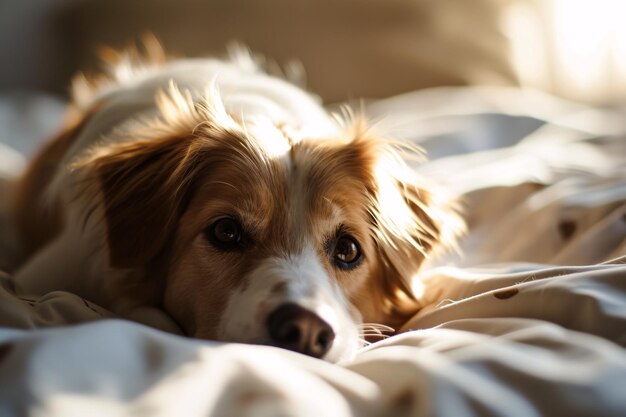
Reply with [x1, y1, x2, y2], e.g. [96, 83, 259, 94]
[0, 0, 625, 105]
[505, 0, 626, 105]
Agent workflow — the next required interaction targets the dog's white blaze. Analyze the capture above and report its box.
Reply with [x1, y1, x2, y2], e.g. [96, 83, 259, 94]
[218, 246, 359, 361]
[245, 117, 292, 159]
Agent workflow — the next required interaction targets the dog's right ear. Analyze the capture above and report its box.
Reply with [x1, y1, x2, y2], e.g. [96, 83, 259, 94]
[80, 133, 199, 269]
[75, 82, 246, 269]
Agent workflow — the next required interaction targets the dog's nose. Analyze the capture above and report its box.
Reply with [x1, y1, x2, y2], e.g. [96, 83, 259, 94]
[266, 303, 335, 359]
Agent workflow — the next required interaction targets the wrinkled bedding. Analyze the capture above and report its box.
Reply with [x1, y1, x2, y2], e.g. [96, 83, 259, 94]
[1, 87, 625, 416]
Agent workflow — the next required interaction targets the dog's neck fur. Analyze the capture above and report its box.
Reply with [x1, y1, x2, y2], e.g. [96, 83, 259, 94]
[67, 59, 338, 166]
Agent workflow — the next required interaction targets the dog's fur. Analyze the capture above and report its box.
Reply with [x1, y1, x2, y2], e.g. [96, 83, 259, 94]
[13, 42, 463, 362]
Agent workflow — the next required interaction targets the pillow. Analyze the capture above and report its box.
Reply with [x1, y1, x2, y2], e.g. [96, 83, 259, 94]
[62, 0, 518, 103]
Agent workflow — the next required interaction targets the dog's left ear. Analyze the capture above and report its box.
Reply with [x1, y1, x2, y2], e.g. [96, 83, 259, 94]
[374, 177, 464, 327]
[348, 128, 465, 327]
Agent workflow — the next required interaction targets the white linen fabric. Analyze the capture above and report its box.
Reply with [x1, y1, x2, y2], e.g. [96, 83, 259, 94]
[0, 87, 625, 417]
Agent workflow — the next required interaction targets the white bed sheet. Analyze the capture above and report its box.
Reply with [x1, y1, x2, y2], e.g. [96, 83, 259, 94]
[0, 87, 625, 417]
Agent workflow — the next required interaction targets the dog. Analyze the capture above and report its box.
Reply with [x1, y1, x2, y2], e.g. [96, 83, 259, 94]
[12, 41, 463, 362]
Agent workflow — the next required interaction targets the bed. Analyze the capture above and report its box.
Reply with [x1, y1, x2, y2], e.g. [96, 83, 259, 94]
[0, 86, 625, 416]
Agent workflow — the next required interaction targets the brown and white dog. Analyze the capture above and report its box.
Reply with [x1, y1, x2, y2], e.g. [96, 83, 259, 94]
[12, 42, 463, 362]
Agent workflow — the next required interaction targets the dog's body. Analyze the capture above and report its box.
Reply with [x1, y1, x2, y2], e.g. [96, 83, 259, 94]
[13, 46, 462, 362]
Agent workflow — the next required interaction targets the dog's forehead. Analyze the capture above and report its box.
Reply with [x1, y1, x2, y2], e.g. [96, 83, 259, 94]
[190, 133, 371, 241]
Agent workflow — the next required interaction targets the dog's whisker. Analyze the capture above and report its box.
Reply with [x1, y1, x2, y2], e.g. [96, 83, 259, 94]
[357, 323, 395, 334]
[360, 330, 384, 337]
[359, 332, 391, 339]
[358, 322, 394, 330]
[358, 322, 395, 341]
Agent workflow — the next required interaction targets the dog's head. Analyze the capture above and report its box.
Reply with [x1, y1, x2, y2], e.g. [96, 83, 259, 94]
[72, 57, 462, 362]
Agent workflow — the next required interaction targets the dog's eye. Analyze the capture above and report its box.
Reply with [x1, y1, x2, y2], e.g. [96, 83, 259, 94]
[332, 235, 362, 270]
[205, 217, 243, 251]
